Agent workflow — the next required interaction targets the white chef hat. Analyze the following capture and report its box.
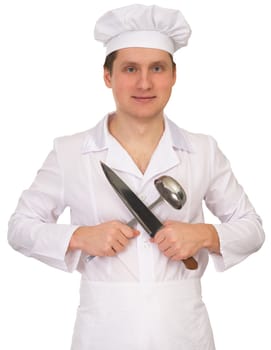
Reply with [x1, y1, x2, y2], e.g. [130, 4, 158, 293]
[94, 4, 191, 56]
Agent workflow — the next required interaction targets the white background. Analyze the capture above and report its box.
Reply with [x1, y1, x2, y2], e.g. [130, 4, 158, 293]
[0, 0, 270, 349]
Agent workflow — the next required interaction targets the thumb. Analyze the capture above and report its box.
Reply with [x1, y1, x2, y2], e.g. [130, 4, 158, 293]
[132, 229, 140, 237]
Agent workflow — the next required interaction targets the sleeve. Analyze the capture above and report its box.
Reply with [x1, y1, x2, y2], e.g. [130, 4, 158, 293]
[204, 137, 265, 271]
[8, 143, 82, 272]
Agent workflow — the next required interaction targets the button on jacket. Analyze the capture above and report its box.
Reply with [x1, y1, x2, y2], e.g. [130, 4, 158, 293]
[8, 115, 265, 350]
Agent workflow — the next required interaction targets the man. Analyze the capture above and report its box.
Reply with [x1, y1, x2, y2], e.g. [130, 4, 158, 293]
[8, 4, 265, 350]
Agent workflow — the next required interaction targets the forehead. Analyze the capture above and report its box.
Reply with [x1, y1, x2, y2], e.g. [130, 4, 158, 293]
[115, 47, 172, 64]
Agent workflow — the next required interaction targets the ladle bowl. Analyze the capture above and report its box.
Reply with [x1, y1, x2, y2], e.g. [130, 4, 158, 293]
[154, 175, 186, 210]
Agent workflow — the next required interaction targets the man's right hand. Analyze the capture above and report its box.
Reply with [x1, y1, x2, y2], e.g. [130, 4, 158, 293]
[68, 221, 140, 257]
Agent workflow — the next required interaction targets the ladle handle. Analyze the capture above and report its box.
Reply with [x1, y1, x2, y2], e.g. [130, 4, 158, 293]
[182, 256, 198, 270]
[127, 196, 163, 227]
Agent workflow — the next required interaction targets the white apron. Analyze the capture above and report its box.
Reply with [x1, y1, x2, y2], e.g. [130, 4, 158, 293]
[71, 279, 215, 350]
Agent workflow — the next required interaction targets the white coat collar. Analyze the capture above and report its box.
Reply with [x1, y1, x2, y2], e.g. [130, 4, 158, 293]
[81, 114, 195, 178]
[82, 114, 194, 153]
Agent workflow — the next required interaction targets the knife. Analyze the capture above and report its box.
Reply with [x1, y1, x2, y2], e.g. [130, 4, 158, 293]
[101, 161, 198, 270]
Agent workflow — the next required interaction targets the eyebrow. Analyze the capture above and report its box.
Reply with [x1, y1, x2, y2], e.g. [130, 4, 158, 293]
[150, 60, 169, 66]
[120, 60, 169, 67]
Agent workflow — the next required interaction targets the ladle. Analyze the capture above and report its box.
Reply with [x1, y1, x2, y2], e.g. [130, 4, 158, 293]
[128, 175, 198, 270]
[128, 175, 186, 227]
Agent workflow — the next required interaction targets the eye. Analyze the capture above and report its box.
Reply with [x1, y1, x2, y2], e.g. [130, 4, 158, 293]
[152, 65, 163, 72]
[126, 66, 137, 73]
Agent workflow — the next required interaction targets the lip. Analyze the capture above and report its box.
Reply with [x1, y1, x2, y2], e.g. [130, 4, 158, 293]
[132, 96, 156, 102]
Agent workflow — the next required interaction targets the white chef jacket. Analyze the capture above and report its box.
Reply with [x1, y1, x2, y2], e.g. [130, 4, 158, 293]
[8, 114, 265, 350]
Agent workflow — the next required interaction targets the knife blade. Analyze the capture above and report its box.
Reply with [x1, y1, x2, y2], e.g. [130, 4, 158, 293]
[101, 161, 198, 270]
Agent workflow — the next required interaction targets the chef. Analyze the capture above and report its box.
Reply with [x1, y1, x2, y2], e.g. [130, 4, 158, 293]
[8, 4, 265, 350]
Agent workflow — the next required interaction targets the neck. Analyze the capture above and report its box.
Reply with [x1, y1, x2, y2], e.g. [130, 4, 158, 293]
[108, 113, 165, 173]
[109, 112, 164, 140]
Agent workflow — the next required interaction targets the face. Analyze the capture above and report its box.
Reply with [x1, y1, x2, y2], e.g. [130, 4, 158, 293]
[103, 47, 176, 121]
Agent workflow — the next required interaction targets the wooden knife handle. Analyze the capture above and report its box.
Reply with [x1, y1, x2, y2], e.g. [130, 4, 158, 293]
[182, 256, 198, 270]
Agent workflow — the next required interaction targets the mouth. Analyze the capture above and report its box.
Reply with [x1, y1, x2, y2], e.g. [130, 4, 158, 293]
[132, 96, 156, 102]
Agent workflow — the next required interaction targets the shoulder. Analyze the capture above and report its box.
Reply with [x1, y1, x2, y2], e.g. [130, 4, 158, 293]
[53, 117, 104, 152]
[167, 118, 218, 154]
[185, 129, 218, 152]
[54, 129, 90, 151]
[54, 117, 107, 155]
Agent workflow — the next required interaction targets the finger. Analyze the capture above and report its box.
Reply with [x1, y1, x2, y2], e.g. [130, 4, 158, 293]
[163, 246, 178, 258]
[133, 229, 140, 237]
[122, 226, 140, 239]
[105, 246, 116, 257]
[163, 220, 174, 227]
[116, 234, 129, 247]
[112, 240, 126, 253]
[170, 253, 183, 261]
[153, 231, 166, 244]
[157, 238, 169, 249]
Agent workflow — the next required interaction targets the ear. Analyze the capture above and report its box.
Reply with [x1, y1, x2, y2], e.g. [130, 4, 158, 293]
[172, 66, 177, 86]
[103, 68, 112, 88]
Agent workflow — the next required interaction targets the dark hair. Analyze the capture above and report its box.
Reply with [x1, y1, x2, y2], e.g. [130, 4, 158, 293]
[103, 50, 176, 75]
[103, 51, 118, 75]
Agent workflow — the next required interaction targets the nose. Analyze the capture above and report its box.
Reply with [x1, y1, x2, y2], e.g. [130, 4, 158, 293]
[136, 70, 152, 90]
